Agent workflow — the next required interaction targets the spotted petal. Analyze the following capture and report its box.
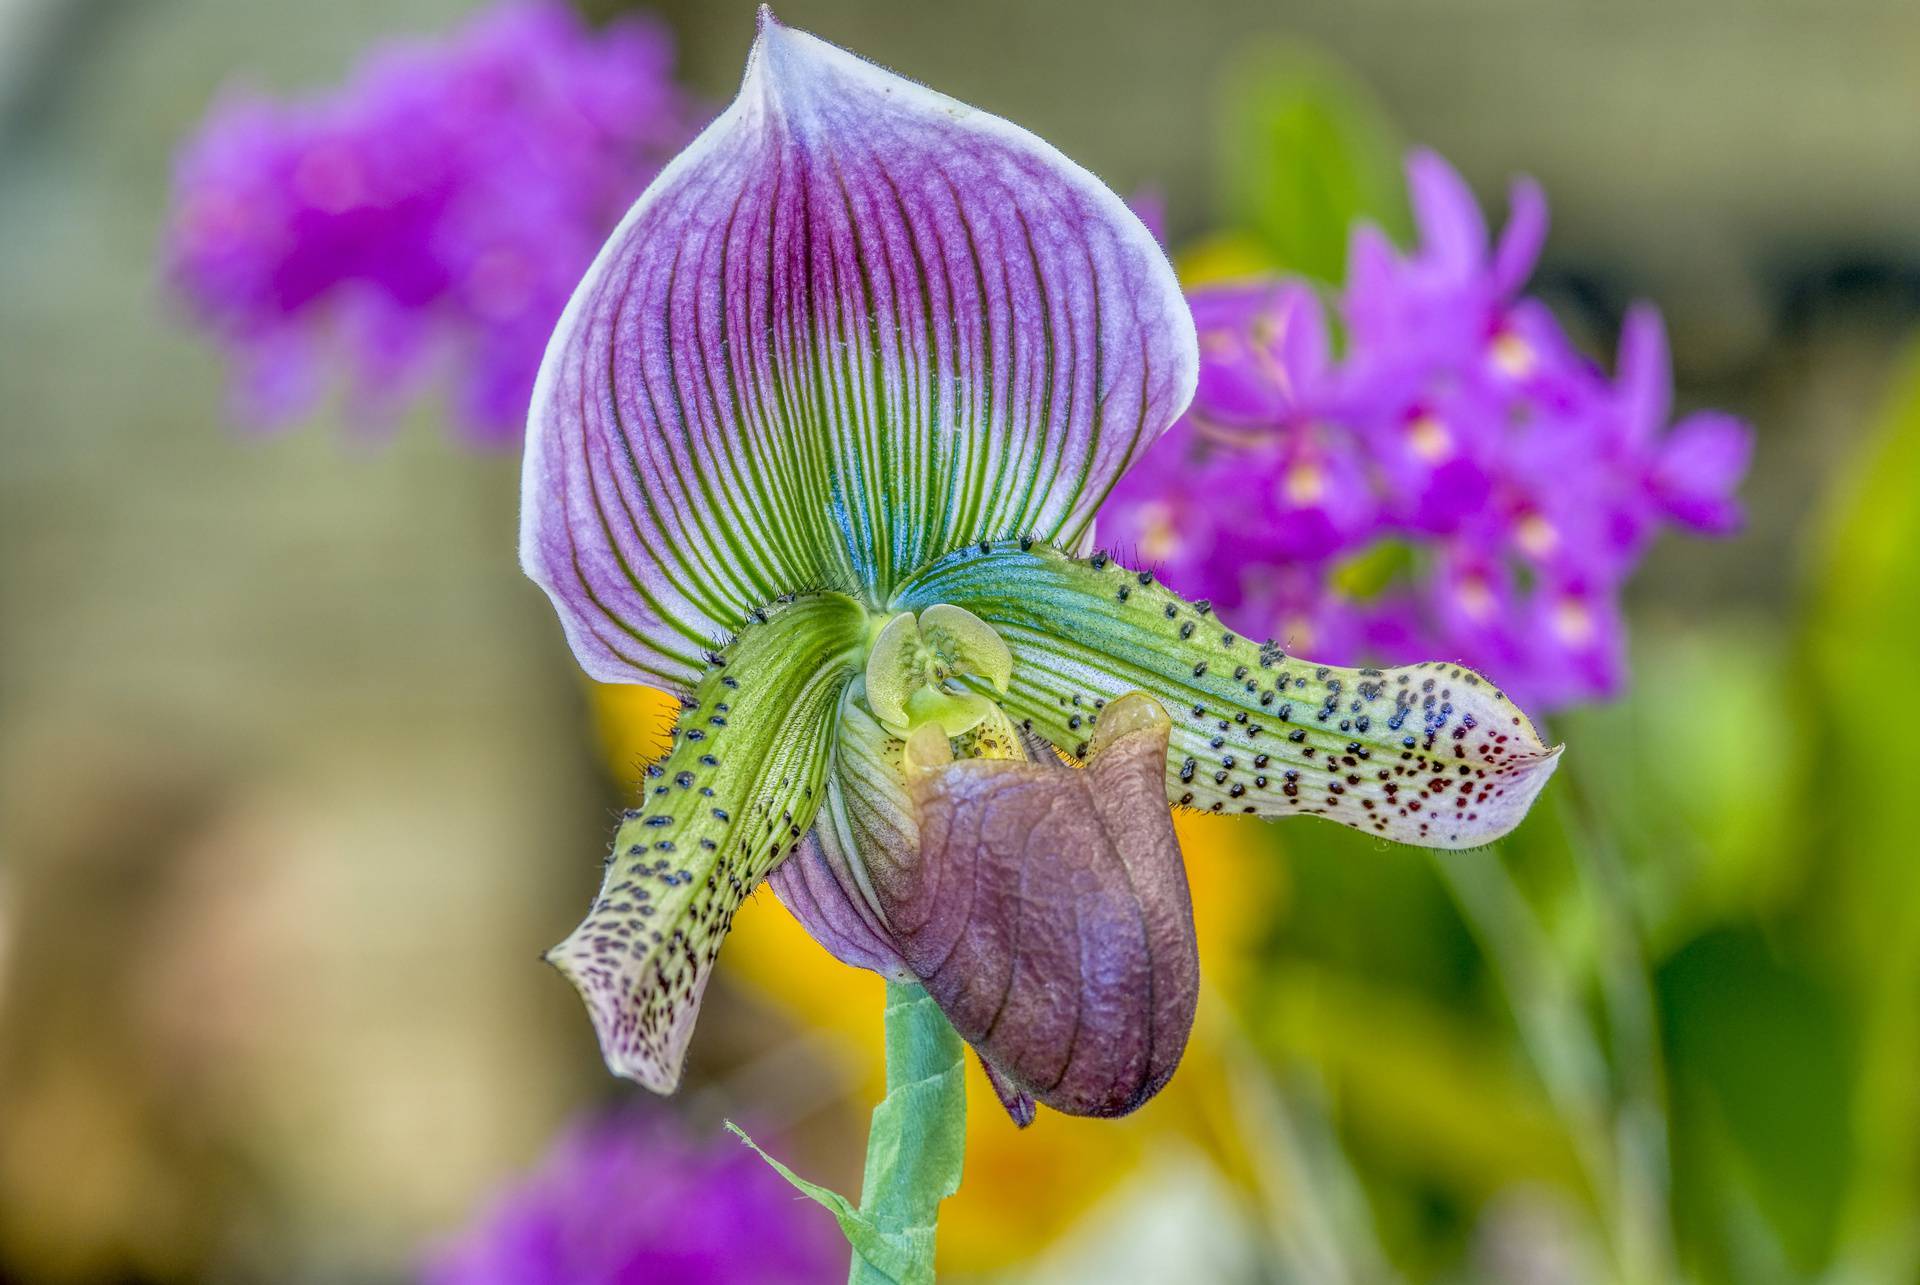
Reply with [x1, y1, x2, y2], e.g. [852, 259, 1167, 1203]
[545, 592, 866, 1090]
[520, 10, 1197, 691]
[897, 542, 1562, 848]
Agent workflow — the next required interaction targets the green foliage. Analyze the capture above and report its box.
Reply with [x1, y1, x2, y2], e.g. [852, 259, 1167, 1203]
[1214, 40, 1409, 281]
[1554, 626, 1800, 954]
[1798, 338, 1920, 1268]
[1659, 928, 1855, 1278]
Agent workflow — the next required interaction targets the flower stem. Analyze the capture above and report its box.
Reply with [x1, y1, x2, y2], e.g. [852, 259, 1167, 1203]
[1431, 827, 1676, 1284]
[847, 981, 968, 1285]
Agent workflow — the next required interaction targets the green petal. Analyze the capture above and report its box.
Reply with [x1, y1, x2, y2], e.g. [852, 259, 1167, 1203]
[895, 542, 1561, 848]
[814, 686, 920, 960]
[863, 612, 925, 729]
[545, 592, 867, 1090]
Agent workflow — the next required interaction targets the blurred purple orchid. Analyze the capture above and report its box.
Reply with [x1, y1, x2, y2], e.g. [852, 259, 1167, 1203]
[165, 1, 696, 445]
[1105, 148, 1753, 711]
[519, 13, 1559, 1123]
[422, 1111, 841, 1285]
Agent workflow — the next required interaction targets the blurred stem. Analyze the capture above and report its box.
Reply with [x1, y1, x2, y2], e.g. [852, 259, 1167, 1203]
[1429, 847, 1612, 1172]
[1552, 781, 1676, 1285]
[1216, 1004, 1402, 1285]
[847, 981, 967, 1285]
[1432, 828, 1674, 1285]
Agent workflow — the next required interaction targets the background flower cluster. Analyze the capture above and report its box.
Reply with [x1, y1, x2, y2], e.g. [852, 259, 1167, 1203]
[1104, 151, 1753, 711]
[164, 0, 696, 444]
[161, 0, 1750, 714]
[423, 1111, 840, 1285]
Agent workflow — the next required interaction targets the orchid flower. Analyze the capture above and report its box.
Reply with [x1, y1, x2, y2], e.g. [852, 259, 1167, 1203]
[167, 1, 695, 444]
[1106, 148, 1754, 712]
[520, 12, 1560, 1125]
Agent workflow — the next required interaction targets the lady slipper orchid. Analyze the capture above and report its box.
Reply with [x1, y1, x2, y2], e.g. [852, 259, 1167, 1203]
[521, 11, 1561, 1123]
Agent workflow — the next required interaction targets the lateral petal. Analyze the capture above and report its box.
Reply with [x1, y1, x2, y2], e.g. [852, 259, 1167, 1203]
[897, 542, 1562, 848]
[545, 592, 866, 1090]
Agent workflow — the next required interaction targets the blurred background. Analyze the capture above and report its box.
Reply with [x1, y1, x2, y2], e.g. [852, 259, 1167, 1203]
[3, 1, 1918, 1281]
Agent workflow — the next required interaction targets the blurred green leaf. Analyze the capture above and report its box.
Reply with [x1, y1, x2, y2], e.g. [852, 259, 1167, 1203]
[1214, 40, 1408, 282]
[1552, 619, 1799, 954]
[1800, 337, 1920, 1265]
[1250, 964, 1582, 1196]
[1259, 822, 1481, 1007]
[1330, 538, 1416, 601]
[1658, 927, 1854, 1281]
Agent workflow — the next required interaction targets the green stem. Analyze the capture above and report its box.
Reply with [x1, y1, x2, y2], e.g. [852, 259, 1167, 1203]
[1552, 784, 1676, 1285]
[1430, 847, 1644, 1281]
[1431, 806, 1680, 1285]
[732, 981, 966, 1285]
[848, 981, 968, 1284]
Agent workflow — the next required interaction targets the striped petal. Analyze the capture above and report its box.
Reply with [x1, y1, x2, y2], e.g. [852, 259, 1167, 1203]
[896, 542, 1562, 848]
[767, 687, 916, 979]
[520, 10, 1197, 691]
[545, 592, 867, 1090]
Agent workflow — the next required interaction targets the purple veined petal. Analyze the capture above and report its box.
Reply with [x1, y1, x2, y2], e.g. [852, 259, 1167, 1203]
[767, 834, 911, 979]
[521, 8, 1197, 691]
[877, 695, 1199, 1118]
[766, 692, 917, 979]
[1406, 147, 1488, 279]
[1614, 302, 1672, 446]
[1491, 175, 1548, 298]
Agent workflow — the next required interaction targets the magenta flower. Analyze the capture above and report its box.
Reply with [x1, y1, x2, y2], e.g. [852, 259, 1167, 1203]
[1342, 149, 1551, 397]
[165, 1, 696, 445]
[1616, 305, 1754, 537]
[520, 13, 1557, 1125]
[1103, 149, 1752, 711]
[421, 1111, 841, 1285]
